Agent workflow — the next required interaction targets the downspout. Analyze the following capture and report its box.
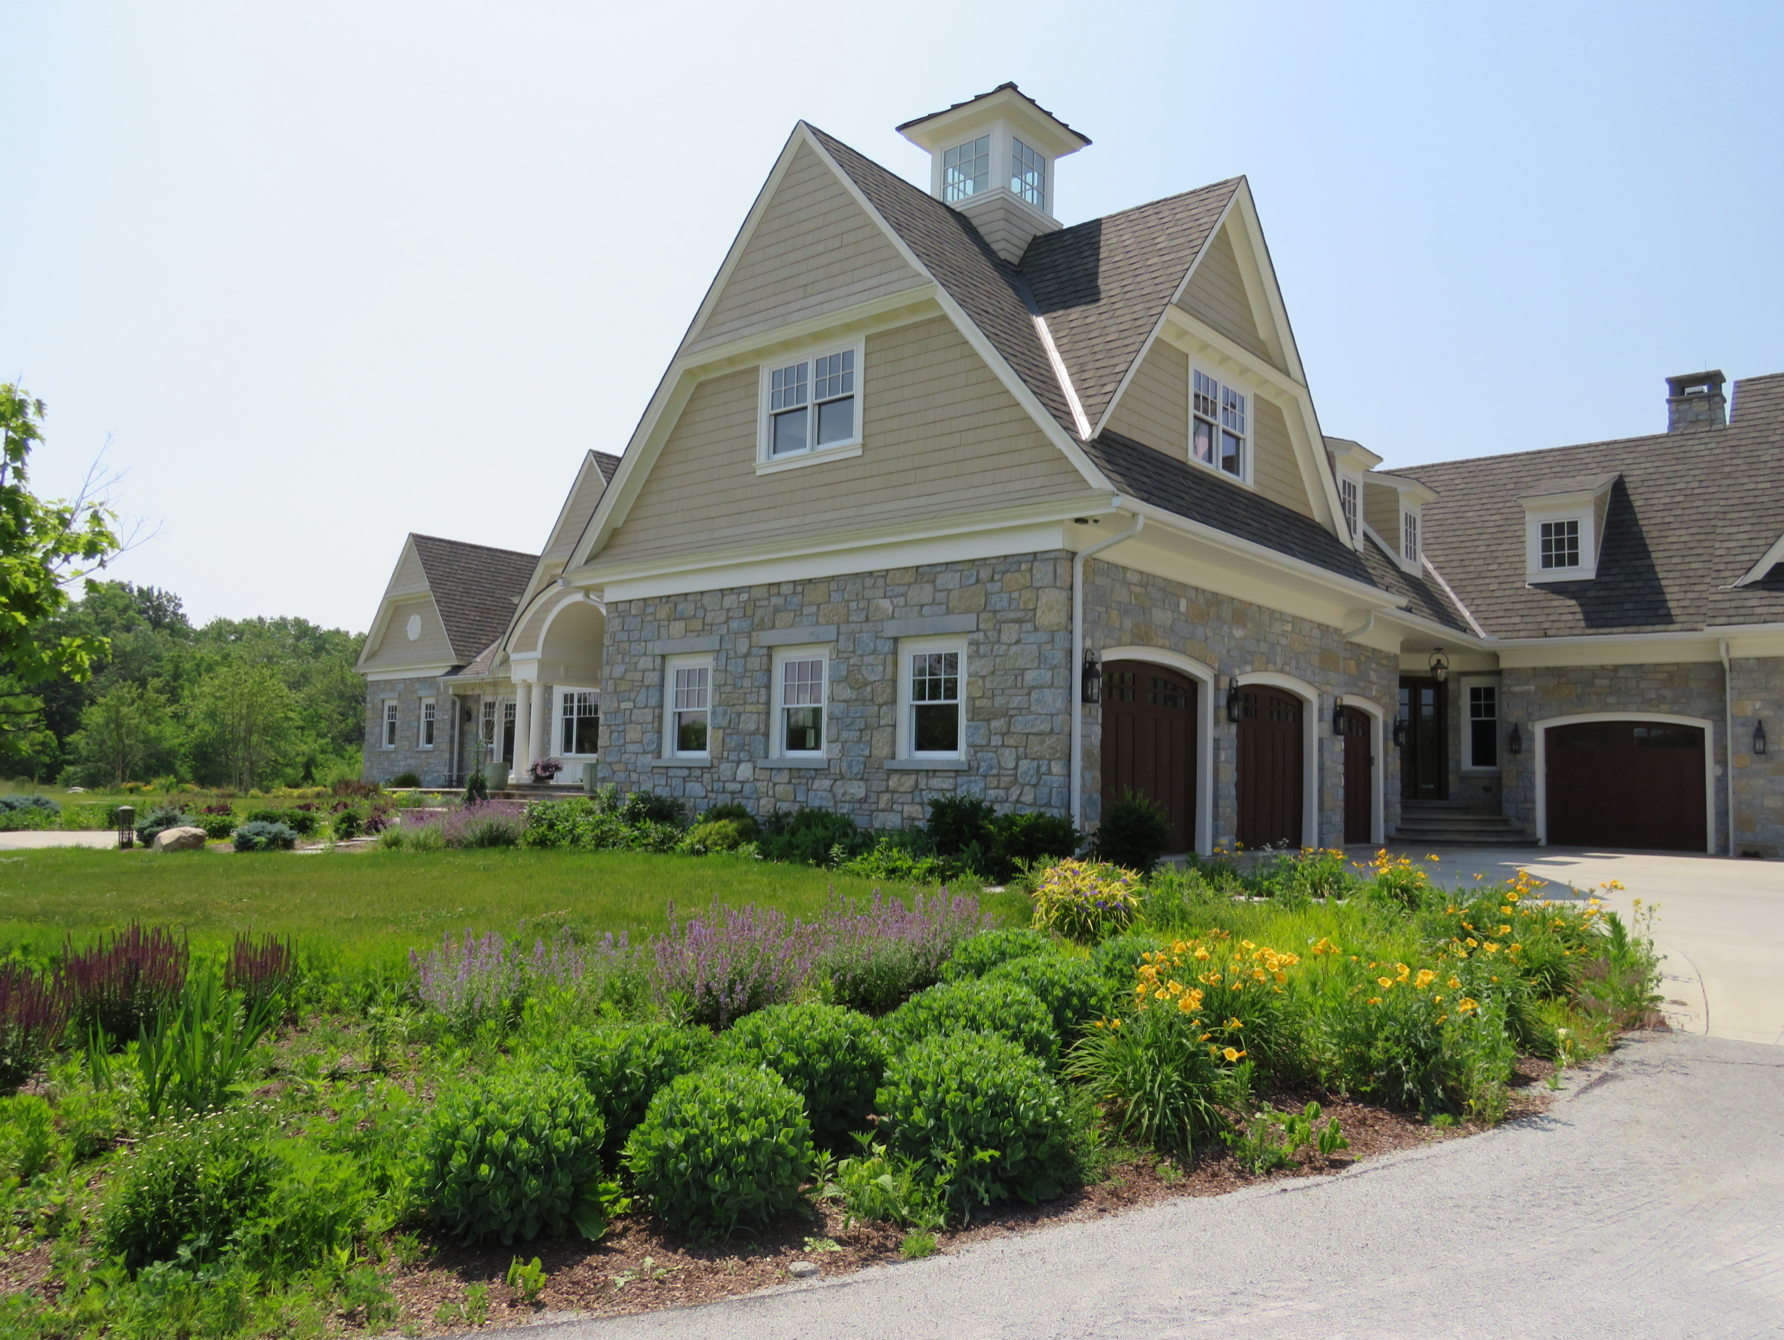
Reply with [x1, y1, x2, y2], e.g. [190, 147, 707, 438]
[1071, 511, 1145, 829]
[1720, 638, 1736, 856]
[1341, 609, 1377, 643]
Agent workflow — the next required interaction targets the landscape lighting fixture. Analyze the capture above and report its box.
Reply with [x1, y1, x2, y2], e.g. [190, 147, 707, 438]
[1080, 651, 1102, 705]
[116, 805, 135, 851]
[1428, 647, 1450, 683]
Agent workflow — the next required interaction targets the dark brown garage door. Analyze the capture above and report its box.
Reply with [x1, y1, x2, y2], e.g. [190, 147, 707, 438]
[1546, 720, 1706, 852]
[1237, 686, 1303, 850]
[1101, 661, 1197, 853]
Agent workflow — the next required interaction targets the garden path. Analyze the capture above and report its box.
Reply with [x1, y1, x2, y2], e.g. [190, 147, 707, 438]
[503, 1031, 1784, 1340]
[0, 830, 119, 849]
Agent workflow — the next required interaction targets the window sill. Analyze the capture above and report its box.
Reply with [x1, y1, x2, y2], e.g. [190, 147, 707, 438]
[755, 442, 862, 476]
[652, 758, 713, 769]
[763, 756, 831, 769]
[884, 758, 970, 771]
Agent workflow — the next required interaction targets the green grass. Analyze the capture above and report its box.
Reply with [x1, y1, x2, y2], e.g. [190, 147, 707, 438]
[0, 847, 1027, 967]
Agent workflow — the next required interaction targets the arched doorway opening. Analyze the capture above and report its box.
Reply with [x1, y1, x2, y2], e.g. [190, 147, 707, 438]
[1237, 683, 1305, 850]
[1100, 660, 1198, 854]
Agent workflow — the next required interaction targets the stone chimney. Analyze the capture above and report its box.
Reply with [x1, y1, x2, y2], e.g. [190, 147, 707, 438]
[1665, 370, 1727, 433]
[897, 84, 1090, 264]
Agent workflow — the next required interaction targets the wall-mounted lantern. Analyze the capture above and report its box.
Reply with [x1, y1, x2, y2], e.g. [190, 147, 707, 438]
[1756, 720, 1769, 756]
[1080, 651, 1101, 705]
[1391, 716, 1408, 749]
[116, 804, 135, 851]
[1507, 722, 1524, 756]
[1428, 647, 1450, 684]
[1331, 694, 1346, 735]
[1225, 676, 1245, 723]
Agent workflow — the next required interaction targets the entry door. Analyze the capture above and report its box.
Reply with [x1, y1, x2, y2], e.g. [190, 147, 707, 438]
[1546, 721, 1706, 852]
[1237, 686, 1303, 849]
[1100, 662, 1197, 853]
[1339, 706, 1374, 844]
[1399, 678, 1447, 800]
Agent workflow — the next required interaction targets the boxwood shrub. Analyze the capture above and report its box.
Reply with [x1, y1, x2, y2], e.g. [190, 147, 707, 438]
[940, 927, 1054, 982]
[233, 821, 297, 852]
[135, 806, 195, 846]
[411, 1062, 606, 1245]
[716, 1002, 883, 1148]
[879, 978, 1057, 1064]
[624, 1064, 816, 1241]
[558, 1022, 713, 1164]
[983, 953, 1107, 1041]
[875, 1031, 1075, 1218]
[1090, 930, 1167, 990]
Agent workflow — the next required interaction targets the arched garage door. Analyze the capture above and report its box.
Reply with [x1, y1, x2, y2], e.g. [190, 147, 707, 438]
[1546, 720, 1706, 852]
[1237, 686, 1303, 850]
[1100, 661, 1197, 854]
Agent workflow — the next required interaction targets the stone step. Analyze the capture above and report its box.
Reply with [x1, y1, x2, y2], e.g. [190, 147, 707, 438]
[1390, 832, 1536, 847]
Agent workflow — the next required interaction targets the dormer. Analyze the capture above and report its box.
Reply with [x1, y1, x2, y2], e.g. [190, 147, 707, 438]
[1325, 437, 1382, 546]
[1521, 473, 1618, 583]
[1362, 471, 1437, 575]
[897, 83, 1090, 264]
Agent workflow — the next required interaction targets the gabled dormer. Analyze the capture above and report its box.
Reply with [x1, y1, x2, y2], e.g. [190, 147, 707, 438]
[1521, 472, 1618, 583]
[1362, 471, 1437, 576]
[897, 83, 1090, 263]
[1325, 438, 1382, 544]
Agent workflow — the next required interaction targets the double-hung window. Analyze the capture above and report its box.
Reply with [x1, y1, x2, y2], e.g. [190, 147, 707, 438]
[943, 135, 989, 201]
[481, 700, 497, 752]
[901, 642, 964, 759]
[560, 689, 599, 756]
[762, 342, 860, 462]
[666, 658, 712, 758]
[774, 651, 826, 756]
[381, 700, 398, 749]
[1011, 138, 1045, 209]
[1466, 682, 1499, 769]
[419, 698, 436, 749]
[1191, 369, 1247, 481]
[1539, 519, 1580, 570]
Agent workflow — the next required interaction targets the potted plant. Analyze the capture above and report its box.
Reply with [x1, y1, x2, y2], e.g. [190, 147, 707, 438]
[527, 758, 564, 785]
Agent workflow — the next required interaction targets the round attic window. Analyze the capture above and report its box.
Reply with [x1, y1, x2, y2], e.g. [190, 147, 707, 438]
[406, 614, 422, 641]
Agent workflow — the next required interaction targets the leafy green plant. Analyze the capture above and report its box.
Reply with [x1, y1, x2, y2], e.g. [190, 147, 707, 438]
[1064, 1008, 1240, 1156]
[982, 953, 1106, 1043]
[717, 1002, 884, 1149]
[1092, 790, 1171, 875]
[879, 978, 1058, 1064]
[899, 1229, 938, 1258]
[818, 1132, 947, 1229]
[618, 791, 686, 827]
[987, 810, 1081, 881]
[389, 771, 422, 788]
[678, 817, 757, 854]
[506, 1255, 547, 1305]
[93, 969, 281, 1121]
[624, 1064, 817, 1241]
[464, 769, 490, 805]
[0, 1094, 56, 1181]
[940, 926, 1053, 982]
[838, 831, 969, 886]
[135, 805, 195, 846]
[558, 1022, 715, 1164]
[874, 1031, 1075, 1219]
[232, 820, 297, 852]
[244, 806, 319, 836]
[410, 1062, 609, 1244]
[1089, 930, 1166, 990]
[757, 806, 866, 866]
[1030, 858, 1143, 942]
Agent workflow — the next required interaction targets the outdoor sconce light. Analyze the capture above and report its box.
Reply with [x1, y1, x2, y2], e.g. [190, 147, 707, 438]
[1507, 722, 1524, 756]
[1080, 650, 1102, 705]
[1331, 694, 1346, 735]
[1391, 716, 1408, 749]
[1225, 676, 1245, 723]
[1756, 720, 1769, 756]
[1428, 647, 1450, 684]
[116, 804, 135, 851]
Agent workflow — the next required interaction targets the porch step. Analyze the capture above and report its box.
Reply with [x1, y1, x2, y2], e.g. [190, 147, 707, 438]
[1393, 809, 1532, 846]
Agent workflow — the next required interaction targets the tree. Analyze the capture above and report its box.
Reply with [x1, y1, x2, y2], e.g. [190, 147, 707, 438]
[187, 659, 297, 791]
[68, 683, 173, 787]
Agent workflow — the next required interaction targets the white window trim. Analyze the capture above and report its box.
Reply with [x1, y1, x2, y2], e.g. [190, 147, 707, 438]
[1525, 506, 1597, 583]
[555, 685, 601, 759]
[1402, 508, 1421, 565]
[755, 337, 866, 474]
[770, 646, 829, 760]
[896, 635, 966, 761]
[380, 697, 399, 751]
[1337, 473, 1362, 541]
[1187, 364, 1253, 488]
[417, 697, 436, 750]
[1461, 676, 1499, 773]
[663, 654, 714, 760]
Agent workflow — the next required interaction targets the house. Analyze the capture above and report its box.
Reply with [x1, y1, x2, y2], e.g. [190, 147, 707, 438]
[355, 85, 1784, 857]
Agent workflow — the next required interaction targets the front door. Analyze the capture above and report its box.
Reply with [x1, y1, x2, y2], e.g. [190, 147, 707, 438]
[1100, 661, 1197, 853]
[1399, 678, 1447, 800]
[1339, 706, 1374, 844]
[1236, 686, 1303, 850]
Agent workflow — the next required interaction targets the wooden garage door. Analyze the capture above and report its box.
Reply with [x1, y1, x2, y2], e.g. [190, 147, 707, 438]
[1101, 662, 1197, 854]
[1237, 686, 1303, 850]
[1546, 720, 1706, 852]
[1339, 706, 1374, 845]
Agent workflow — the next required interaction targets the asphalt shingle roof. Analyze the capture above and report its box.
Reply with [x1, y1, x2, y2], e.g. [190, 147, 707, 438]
[1399, 373, 1784, 637]
[409, 535, 538, 663]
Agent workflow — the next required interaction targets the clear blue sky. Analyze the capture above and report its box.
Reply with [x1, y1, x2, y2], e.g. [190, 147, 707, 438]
[4, 1, 1779, 632]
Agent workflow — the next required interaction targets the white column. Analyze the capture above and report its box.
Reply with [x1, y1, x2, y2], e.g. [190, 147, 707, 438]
[513, 681, 534, 778]
[530, 680, 549, 770]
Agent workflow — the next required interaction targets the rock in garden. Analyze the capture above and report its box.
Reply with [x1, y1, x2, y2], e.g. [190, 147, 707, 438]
[788, 1261, 819, 1280]
[151, 826, 208, 852]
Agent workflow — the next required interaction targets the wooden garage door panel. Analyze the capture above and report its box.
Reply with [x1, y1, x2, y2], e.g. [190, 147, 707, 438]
[1547, 721, 1705, 852]
[1237, 687, 1302, 850]
[1101, 662, 1196, 853]
[1340, 707, 1373, 844]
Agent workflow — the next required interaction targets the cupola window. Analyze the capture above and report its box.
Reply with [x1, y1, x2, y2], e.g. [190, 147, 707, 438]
[943, 135, 990, 202]
[1011, 137, 1045, 209]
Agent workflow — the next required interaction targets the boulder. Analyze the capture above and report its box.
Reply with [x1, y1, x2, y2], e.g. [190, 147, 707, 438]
[151, 825, 208, 852]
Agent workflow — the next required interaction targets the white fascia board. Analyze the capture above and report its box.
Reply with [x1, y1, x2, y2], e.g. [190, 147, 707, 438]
[1733, 530, 1784, 587]
[1361, 521, 1420, 578]
[1370, 471, 1440, 506]
[358, 663, 456, 681]
[1420, 555, 1489, 639]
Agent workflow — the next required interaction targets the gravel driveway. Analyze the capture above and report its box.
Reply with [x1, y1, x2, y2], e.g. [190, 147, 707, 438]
[507, 1032, 1784, 1340]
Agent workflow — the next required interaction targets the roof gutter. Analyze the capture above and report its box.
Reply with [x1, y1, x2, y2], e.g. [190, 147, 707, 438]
[1072, 511, 1145, 829]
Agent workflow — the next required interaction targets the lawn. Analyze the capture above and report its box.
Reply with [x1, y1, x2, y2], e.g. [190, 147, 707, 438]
[0, 847, 1028, 967]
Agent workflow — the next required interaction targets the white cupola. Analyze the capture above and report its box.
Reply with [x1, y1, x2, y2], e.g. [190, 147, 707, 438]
[897, 83, 1091, 264]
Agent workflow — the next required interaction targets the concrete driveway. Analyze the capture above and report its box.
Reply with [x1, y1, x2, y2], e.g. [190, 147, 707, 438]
[501, 1032, 1784, 1340]
[0, 830, 121, 850]
[1408, 848, 1784, 1046]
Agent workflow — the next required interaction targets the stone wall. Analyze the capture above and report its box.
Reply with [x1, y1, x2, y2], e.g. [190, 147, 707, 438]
[599, 553, 1075, 828]
[1083, 561, 1401, 848]
[1730, 656, 1784, 858]
[362, 677, 456, 787]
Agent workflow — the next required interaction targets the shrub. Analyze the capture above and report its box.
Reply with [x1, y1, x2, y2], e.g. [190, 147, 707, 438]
[0, 794, 59, 815]
[983, 954, 1105, 1042]
[245, 806, 318, 836]
[838, 832, 968, 886]
[879, 978, 1057, 1064]
[618, 791, 685, 827]
[232, 820, 297, 852]
[624, 1064, 817, 1241]
[1030, 858, 1142, 942]
[757, 807, 866, 867]
[437, 801, 525, 848]
[650, 902, 817, 1027]
[1092, 790, 1172, 875]
[988, 810, 1081, 879]
[195, 810, 237, 840]
[817, 890, 988, 1014]
[875, 1031, 1075, 1218]
[678, 817, 755, 854]
[389, 771, 422, 788]
[698, 803, 759, 839]
[924, 794, 996, 872]
[463, 768, 490, 805]
[1063, 1005, 1240, 1156]
[330, 805, 366, 841]
[1089, 929, 1166, 990]
[558, 1022, 714, 1164]
[412, 927, 590, 1031]
[61, 923, 189, 1042]
[0, 796, 59, 832]
[940, 927, 1053, 982]
[0, 963, 65, 1093]
[135, 805, 195, 846]
[718, 1003, 884, 1149]
[411, 1063, 607, 1245]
